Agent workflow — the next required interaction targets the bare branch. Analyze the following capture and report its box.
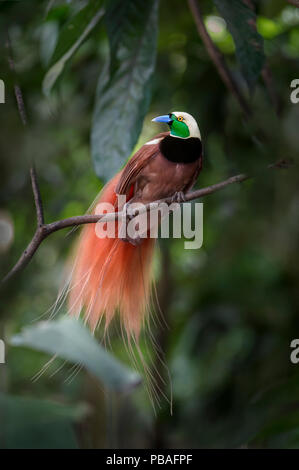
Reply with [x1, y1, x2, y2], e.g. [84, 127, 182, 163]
[1, 159, 291, 284]
[30, 166, 44, 226]
[187, 0, 252, 118]
[6, 31, 27, 126]
[2, 229, 46, 284]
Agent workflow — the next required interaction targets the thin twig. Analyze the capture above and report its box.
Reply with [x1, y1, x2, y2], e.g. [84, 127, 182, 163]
[188, 0, 252, 119]
[6, 31, 27, 126]
[1, 159, 291, 284]
[30, 166, 44, 226]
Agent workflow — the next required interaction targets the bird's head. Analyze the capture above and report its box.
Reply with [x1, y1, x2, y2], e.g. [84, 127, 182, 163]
[152, 111, 201, 139]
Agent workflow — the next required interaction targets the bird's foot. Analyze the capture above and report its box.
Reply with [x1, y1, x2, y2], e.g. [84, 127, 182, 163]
[120, 203, 143, 246]
[123, 202, 138, 222]
[120, 234, 143, 247]
[171, 191, 186, 204]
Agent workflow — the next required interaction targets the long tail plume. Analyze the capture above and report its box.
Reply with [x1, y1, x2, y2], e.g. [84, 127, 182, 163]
[68, 174, 155, 339]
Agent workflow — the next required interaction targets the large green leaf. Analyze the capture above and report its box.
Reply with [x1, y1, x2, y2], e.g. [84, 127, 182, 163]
[0, 394, 87, 449]
[42, 0, 104, 95]
[10, 317, 141, 392]
[91, 0, 159, 181]
[213, 0, 265, 90]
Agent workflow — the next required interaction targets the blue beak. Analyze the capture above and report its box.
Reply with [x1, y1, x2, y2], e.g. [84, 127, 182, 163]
[152, 114, 173, 125]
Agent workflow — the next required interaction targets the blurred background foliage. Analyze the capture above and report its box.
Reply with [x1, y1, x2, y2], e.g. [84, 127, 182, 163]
[0, 0, 299, 449]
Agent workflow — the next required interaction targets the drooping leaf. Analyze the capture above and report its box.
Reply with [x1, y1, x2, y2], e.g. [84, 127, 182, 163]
[213, 0, 265, 90]
[10, 317, 141, 392]
[0, 393, 88, 449]
[42, 0, 104, 95]
[91, 0, 159, 181]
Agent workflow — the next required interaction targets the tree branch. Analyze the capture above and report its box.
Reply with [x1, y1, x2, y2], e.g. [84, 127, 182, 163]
[1, 159, 290, 285]
[2, 168, 46, 282]
[187, 0, 252, 119]
[30, 166, 44, 226]
[6, 30, 27, 126]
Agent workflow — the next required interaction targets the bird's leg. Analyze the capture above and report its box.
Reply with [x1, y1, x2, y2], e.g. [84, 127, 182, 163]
[121, 234, 143, 247]
[122, 202, 136, 221]
[120, 203, 143, 247]
[171, 191, 186, 204]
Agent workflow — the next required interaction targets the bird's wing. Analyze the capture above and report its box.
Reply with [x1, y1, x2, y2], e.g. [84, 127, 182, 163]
[115, 132, 169, 196]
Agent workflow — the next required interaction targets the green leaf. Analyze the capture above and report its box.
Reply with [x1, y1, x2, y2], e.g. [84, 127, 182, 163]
[42, 0, 104, 95]
[0, 394, 87, 449]
[10, 317, 141, 392]
[91, 0, 159, 181]
[213, 0, 265, 90]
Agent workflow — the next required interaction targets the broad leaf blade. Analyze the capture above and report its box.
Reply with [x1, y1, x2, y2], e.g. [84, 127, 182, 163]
[10, 317, 140, 392]
[0, 394, 87, 449]
[42, 0, 104, 95]
[213, 0, 265, 90]
[91, 0, 159, 181]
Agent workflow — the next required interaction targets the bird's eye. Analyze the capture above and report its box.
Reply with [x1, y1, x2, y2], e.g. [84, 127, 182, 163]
[177, 116, 184, 122]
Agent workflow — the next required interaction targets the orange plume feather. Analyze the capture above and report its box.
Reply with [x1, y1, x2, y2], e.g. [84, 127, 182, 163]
[68, 174, 155, 339]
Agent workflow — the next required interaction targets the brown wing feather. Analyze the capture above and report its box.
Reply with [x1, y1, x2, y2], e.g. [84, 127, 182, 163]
[115, 132, 169, 196]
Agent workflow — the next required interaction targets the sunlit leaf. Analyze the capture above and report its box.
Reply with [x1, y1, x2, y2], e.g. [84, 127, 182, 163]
[257, 17, 284, 40]
[91, 0, 159, 181]
[11, 317, 141, 391]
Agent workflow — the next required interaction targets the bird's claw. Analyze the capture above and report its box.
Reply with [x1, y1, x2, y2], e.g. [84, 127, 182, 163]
[123, 203, 138, 222]
[120, 203, 143, 246]
[120, 235, 143, 247]
[171, 191, 186, 204]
